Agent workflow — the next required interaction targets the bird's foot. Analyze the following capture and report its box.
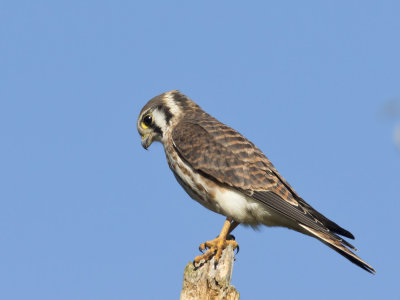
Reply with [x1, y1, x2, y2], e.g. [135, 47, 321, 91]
[193, 235, 238, 265]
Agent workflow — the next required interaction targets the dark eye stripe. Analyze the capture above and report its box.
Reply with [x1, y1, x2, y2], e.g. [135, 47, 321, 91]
[163, 106, 173, 124]
[153, 125, 163, 136]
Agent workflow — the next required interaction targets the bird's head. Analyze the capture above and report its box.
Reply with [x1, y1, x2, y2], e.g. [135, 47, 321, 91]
[137, 90, 200, 149]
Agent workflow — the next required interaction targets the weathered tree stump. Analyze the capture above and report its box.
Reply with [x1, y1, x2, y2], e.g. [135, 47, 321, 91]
[180, 245, 239, 300]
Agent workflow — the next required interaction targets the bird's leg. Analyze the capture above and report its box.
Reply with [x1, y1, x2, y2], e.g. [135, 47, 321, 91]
[194, 217, 239, 264]
[228, 220, 240, 235]
[226, 220, 240, 253]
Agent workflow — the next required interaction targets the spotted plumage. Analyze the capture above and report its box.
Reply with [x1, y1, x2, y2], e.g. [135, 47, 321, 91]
[137, 90, 375, 273]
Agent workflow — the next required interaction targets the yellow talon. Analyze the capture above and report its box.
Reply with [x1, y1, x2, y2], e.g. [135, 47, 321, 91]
[194, 218, 239, 264]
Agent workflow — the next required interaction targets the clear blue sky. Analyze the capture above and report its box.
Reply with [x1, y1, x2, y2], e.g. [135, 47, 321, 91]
[1, 1, 399, 299]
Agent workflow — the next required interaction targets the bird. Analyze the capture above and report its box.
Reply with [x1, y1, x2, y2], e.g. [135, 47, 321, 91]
[137, 90, 375, 273]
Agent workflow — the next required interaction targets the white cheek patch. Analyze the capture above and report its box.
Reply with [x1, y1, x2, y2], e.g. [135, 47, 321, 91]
[152, 108, 168, 135]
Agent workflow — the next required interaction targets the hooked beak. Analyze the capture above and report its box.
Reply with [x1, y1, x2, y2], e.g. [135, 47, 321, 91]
[141, 134, 151, 150]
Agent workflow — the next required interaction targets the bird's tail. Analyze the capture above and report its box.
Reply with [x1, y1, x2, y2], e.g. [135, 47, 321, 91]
[299, 224, 376, 274]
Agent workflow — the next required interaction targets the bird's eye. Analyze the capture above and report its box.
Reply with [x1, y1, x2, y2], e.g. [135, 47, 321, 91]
[142, 114, 153, 128]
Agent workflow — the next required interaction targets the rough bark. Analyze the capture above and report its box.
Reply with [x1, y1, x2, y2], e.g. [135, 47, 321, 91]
[180, 245, 239, 300]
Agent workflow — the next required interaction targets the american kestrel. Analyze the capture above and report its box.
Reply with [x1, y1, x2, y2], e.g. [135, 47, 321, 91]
[137, 90, 375, 273]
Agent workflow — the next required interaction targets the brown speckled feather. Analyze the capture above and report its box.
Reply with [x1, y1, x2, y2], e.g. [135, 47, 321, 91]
[172, 111, 353, 239]
[172, 121, 277, 191]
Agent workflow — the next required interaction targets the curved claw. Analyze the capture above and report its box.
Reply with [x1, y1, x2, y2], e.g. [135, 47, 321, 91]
[198, 242, 207, 253]
[235, 244, 240, 254]
[193, 259, 205, 270]
[226, 234, 235, 241]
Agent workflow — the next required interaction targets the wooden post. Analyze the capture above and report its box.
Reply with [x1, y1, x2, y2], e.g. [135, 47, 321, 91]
[180, 245, 239, 300]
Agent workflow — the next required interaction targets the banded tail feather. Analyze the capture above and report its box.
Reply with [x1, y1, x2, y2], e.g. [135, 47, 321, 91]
[299, 224, 375, 274]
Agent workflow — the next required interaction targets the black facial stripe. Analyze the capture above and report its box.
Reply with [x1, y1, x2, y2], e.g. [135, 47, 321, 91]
[163, 106, 173, 124]
[153, 125, 163, 136]
[157, 104, 173, 124]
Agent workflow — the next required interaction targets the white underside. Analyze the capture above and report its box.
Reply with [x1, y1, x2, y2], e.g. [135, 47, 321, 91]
[208, 184, 284, 226]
